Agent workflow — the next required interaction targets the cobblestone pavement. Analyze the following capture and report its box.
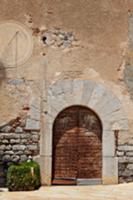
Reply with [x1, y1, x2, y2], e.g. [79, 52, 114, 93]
[1, 183, 133, 200]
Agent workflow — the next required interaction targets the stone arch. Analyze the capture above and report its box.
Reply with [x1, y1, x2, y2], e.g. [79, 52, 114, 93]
[41, 80, 128, 185]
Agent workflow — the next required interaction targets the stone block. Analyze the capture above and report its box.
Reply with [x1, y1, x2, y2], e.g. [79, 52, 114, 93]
[25, 118, 40, 131]
[13, 145, 26, 151]
[118, 156, 133, 163]
[126, 151, 133, 156]
[4, 133, 20, 139]
[5, 145, 12, 150]
[2, 133, 11, 139]
[103, 118, 128, 131]
[20, 133, 30, 139]
[11, 155, 20, 162]
[40, 155, 52, 185]
[24, 150, 32, 155]
[1, 125, 11, 133]
[118, 145, 133, 151]
[4, 151, 14, 155]
[61, 80, 73, 94]
[48, 94, 66, 117]
[0, 145, 6, 150]
[127, 164, 133, 170]
[0, 134, 4, 139]
[21, 139, 27, 143]
[95, 91, 121, 117]
[88, 84, 106, 109]
[50, 81, 63, 96]
[28, 106, 40, 121]
[102, 111, 128, 131]
[102, 131, 115, 156]
[40, 122, 52, 156]
[72, 79, 84, 104]
[2, 140, 9, 144]
[120, 169, 133, 176]
[47, 105, 59, 122]
[2, 155, 10, 162]
[102, 156, 118, 184]
[15, 151, 23, 155]
[15, 127, 23, 133]
[31, 134, 39, 142]
[28, 144, 38, 151]
[117, 151, 124, 157]
[20, 155, 28, 162]
[12, 133, 21, 139]
[82, 80, 95, 105]
[10, 139, 20, 144]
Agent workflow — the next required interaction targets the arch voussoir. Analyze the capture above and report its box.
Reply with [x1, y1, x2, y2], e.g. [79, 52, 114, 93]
[42, 79, 128, 185]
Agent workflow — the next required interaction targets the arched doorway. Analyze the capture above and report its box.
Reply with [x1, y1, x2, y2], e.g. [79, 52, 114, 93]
[52, 105, 102, 185]
[40, 80, 128, 185]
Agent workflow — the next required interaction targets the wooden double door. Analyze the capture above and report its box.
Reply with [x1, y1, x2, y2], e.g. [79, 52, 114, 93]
[52, 106, 102, 185]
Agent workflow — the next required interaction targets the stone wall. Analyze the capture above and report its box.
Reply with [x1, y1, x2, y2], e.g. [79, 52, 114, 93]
[0, 99, 40, 187]
[0, 114, 40, 164]
[117, 143, 133, 183]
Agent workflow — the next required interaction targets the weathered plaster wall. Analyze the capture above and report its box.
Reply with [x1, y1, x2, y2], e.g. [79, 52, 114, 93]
[0, 0, 132, 126]
[0, 0, 133, 183]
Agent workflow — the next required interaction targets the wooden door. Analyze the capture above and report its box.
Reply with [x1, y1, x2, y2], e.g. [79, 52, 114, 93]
[77, 107, 102, 181]
[52, 106, 102, 185]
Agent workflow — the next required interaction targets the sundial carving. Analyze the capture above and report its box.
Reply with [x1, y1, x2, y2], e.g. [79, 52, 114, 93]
[0, 21, 33, 67]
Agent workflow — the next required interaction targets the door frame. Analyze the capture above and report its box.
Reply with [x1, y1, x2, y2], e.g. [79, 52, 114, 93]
[39, 80, 128, 185]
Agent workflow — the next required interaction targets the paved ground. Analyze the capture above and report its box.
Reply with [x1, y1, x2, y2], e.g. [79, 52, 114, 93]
[1, 183, 133, 200]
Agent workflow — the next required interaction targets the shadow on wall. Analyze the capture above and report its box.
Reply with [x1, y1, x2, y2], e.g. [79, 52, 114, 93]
[0, 61, 6, 86]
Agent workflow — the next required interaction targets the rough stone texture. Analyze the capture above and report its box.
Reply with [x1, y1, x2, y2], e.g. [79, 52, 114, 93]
[47, 80, 128, 131]
[0, 131, 40, 163]
[0, 115, 40, 164]
[41, 28, 77, 50]
[117, 142, 133, 183]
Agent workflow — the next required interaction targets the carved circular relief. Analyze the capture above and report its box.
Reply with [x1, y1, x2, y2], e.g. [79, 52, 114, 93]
[0, 20, 33, 66]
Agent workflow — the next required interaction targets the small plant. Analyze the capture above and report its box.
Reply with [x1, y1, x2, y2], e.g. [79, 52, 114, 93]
[7, 161, 41, 191]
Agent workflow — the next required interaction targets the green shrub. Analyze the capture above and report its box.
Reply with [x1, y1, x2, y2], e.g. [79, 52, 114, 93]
[7, 161, 41, 191]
